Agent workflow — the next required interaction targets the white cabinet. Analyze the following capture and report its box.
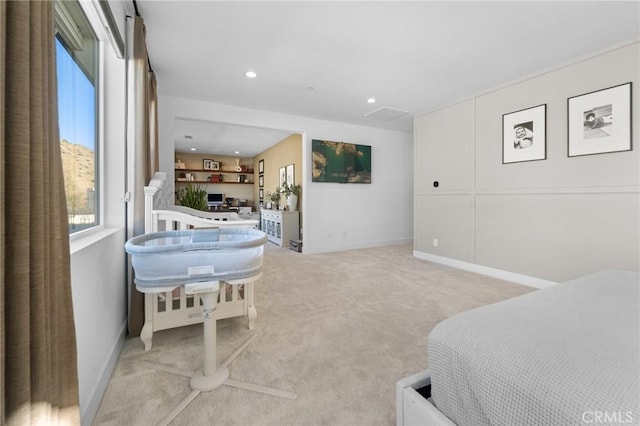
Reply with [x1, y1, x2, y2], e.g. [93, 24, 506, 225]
[260, 209, 299, 247]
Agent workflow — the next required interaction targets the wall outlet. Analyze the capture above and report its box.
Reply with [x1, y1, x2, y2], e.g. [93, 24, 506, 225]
[433, 238, 438, 248]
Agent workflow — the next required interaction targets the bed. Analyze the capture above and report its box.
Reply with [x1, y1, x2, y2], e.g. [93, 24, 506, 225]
[397, 270, 640, 426]
[139, 172, 259, 351]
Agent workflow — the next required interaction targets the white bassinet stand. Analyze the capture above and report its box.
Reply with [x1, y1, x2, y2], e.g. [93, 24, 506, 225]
[125, 229, 296, 425]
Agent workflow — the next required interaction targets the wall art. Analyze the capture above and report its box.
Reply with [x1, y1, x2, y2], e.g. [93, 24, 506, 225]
[568, 82, 631, 157]
[502, 104, 546, 164]
[311, 139, 371, 183]
[286, 164, 295, 186]
[203, 159, 220, 170]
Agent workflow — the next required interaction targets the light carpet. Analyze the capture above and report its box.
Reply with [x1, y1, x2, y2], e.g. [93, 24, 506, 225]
[93, 243, 532, 425]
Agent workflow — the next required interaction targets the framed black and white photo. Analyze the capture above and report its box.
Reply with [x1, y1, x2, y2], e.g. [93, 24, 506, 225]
[568, 82, 632, 157]
[258, 159, 264, 174]
[286, 164, 295, 186]
[203, 159, 220, 170]
[502, 104, 546, 164]
[279, 166, 286, 188]
[258, 175, 264, 187]
[259, 188, 264, 200]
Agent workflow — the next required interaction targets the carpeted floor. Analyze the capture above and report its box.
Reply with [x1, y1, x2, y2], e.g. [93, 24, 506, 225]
[93, 243, 532, 425]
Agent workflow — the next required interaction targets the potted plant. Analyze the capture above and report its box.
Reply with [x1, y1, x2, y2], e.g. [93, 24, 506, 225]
[266, 186, 282, 209]
[176, 183, 208, 211]
[281, 183, 301, 211]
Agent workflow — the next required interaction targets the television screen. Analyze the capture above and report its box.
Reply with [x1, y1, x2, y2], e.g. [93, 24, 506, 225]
[207, 193, 223, 205]
[311, 139, 371, 183]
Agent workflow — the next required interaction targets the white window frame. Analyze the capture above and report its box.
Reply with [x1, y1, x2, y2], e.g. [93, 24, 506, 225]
[58, 0, 106, 243]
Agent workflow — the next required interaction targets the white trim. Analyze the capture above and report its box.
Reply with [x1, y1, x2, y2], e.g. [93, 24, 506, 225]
[305, 238, 413, 255]
[93, 0, 125, 59]
[413, 250, 557, 289]
[55, 0, 84, 50]
[70, 226, 123, 254]
[80, 0, 108, 236]
[415, 186, 640, 197]
[80, 320, 126, 426]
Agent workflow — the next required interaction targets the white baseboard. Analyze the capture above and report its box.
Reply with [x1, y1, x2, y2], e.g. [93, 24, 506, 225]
[412, 250, 557, 289]
[305, 238, 413, 255]
[81, 320, 127, 426]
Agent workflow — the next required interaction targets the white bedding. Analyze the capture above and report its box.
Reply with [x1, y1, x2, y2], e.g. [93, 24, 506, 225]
[427, 270, 640, 426]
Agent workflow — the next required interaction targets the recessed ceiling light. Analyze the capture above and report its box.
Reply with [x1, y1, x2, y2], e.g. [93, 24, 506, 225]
[190, 147, 196, 151]
[234, 151, 240, 154]
[367, 98, 376, 104]
[245, 71, 257, 78]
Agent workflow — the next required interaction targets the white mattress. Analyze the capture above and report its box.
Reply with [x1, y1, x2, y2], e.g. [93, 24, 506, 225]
[427, 270, 640, 426]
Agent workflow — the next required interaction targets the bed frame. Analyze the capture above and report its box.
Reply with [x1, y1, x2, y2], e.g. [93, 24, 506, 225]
[140, 172, 259, 351]
[396, 370, 455, 426]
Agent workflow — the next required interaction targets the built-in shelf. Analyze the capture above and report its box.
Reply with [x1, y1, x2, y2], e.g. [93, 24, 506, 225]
[176, 168, 254, 175]
[176, 168, 254, 185]
[176, 180, 253, 185]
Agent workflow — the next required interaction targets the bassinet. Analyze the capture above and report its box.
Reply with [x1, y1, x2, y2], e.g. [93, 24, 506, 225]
[139, 172, 259, 351]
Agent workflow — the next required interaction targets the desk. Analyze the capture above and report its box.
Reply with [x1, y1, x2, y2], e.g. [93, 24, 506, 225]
[208, 206, 238, 213]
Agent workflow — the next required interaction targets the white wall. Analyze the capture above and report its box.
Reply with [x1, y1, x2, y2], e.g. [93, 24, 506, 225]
[70, 229, 126, 424]
[158, 96, 414, 254]
[69, 2, 128, 424]
[414, 40, 640, 284]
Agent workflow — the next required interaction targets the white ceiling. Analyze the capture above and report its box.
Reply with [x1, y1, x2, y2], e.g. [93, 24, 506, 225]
[137, 1, 640, 156]
[173, 118, 293, 156]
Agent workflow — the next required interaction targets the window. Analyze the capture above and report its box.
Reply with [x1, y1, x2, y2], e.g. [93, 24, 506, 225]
[55, 0, 99, 233]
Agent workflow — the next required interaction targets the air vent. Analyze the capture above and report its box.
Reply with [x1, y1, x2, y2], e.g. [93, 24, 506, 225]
[364, 106, 409, 121]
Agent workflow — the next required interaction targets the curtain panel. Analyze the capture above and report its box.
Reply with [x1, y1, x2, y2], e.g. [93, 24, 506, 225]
[127, 15, 158, 336]
[1, 1, 81, 424]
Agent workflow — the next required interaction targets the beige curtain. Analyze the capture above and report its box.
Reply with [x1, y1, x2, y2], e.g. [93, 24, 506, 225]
[1, 1, 81, 424]
[149, 71, 159, 177]
[127, 16, 159, 336]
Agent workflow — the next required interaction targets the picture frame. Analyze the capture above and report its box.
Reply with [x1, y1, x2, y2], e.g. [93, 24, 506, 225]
[258, 175, 264, 187]
[286, 164, 295, 186]
[258, 159, 264, 174]
[502, 104, 546, 164]
[311, 139, 372, 183]
[203, 159, 220, 170]
[568, 82, 632, 157]
[259, 188, 264, 200]
[279, 166, 286, 188]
